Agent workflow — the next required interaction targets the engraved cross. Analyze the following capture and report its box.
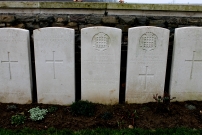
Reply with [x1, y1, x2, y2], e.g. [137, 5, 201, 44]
[45, 51, 63, 79]
[185, 51, 202, 79]
[1, 52, 18, 79]
[139, 66, 154, 90]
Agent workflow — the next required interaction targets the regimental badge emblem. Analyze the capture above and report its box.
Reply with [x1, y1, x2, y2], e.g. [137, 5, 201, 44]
[139, 32, 158, 51]
[92, 32, 110, 51]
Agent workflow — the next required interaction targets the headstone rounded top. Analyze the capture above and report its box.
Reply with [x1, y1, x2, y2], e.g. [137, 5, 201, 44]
[0, 28, 29, 32]
[81, 26, 121, 31]
[129, 26, 170, 32]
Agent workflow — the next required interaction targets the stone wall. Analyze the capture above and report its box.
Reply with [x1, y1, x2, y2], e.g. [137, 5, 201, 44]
[1, 2, 202, 102]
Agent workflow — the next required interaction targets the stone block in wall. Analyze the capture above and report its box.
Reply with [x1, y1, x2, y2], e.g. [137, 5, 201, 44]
[116, 24, 130, 32]
[167, 17, 179, 24]
[70, 15, 86, 23]
[136, 16, 148, 25]
[86, 15, 102, 24]
[52, 22, 65, 27]
[0, 15, 15, 23]
[67, 22, 77, 27]
[26, 22, 39, 29]
[178, 25, 193, 28]
[149, 20, 166, 27]
[65, 22, 78, 31]
[102, 16, 119, 24]
[39, 22, 49, 28]
[168, 24, 178, 28]
[15, 15, 36, 22]
[54, 16, 69, 23]
[10, 23, 25, 28]
[38, 15, 55, 23]
[178, 18, 188, 25]
[187, 18, 200, 25]
[119, 16, 135, 25]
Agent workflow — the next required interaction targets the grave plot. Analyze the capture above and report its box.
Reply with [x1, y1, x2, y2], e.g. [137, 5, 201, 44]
[170, 27, 202, 101]
[81, 27, 121, 104]
[34, 27, 75, 105]
[126, 26, 170, 103]
[0, 28, 32, 104]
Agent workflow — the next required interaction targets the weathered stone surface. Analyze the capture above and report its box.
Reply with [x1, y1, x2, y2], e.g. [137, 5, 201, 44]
[34, 27, 75, 105]
[81, 26, 121, 104]
[0, 28, 32, 104]
[170, 27, 202, 101]
[179, 18, 187, 25]
[52, 22, 65, 27]
[55, 16, 68, 23]
[70, 15, 86, 23]
[187, 18, 200, 25]
[15, 15, 35, 22]
[0, 15, 15, 23]
[149, 20, 165, 26]
[102, 16, 119, 24]
[26, 22, 39, 29]
[119, 16, 135, 25]
[136, 17, 148, 25]
[13, 23, 25, 28]
[167, 17, 179, 24]
[67, 22, 77, 27]
[39, 22, 49, 27]
[86, 15, 102, 24]
[149, 20, 165, 25]
[126, 26, 170, 103]
[38, 15, 55, 22]
[65, 22, 78, 30]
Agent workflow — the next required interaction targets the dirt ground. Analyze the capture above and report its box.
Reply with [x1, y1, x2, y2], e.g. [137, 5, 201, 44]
[0, 101, 202, 131]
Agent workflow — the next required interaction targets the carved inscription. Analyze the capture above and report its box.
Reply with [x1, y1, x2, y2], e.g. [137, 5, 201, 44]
[45, 51, 63, 79]
[185, 51, 202, 80]
[139, 32, 158, 51]
[1, 52, 18, 80]
[139, 66, 154, 90]
[92, 32, 110, 51]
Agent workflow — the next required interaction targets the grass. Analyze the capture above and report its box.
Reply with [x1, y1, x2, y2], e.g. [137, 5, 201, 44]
[0, 127, 201, 135]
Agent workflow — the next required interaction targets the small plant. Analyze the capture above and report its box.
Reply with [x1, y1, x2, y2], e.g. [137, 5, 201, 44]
[11, 114, 26, 125]
[48, 106, 58, 113]
[101, 111, 113, 120]
[130, 110, 138, 125]
[153, 93, 176, 112]
[70, 100, 95, 117]
[7, 105, 17, 111]
[117, 120, 125, 129]
[153, 93, 176, 103]
[28, 107, 48, 121]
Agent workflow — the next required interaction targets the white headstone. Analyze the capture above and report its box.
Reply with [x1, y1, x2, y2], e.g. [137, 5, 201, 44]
[34, 27, 75, 105]
[170, 27, 202, 101]
[126, 26, 170, 103]
[0, 28, 32, 104]
[81, 27, 121, 104]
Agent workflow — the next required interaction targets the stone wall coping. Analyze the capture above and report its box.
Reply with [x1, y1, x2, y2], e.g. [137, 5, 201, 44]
[0, 1, 202, 12]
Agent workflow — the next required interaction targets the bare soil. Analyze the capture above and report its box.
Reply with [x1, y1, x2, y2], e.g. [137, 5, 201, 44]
[0, 101, 202, 131]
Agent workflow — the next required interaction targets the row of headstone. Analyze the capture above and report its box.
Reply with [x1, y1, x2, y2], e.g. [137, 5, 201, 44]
[0, 26, 201, 105]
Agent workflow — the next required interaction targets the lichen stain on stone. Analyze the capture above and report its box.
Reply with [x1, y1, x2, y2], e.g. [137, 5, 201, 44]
[39, 2, 106, 9]
[1, 1, 202, 12]
[0, 2, 8, 8]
